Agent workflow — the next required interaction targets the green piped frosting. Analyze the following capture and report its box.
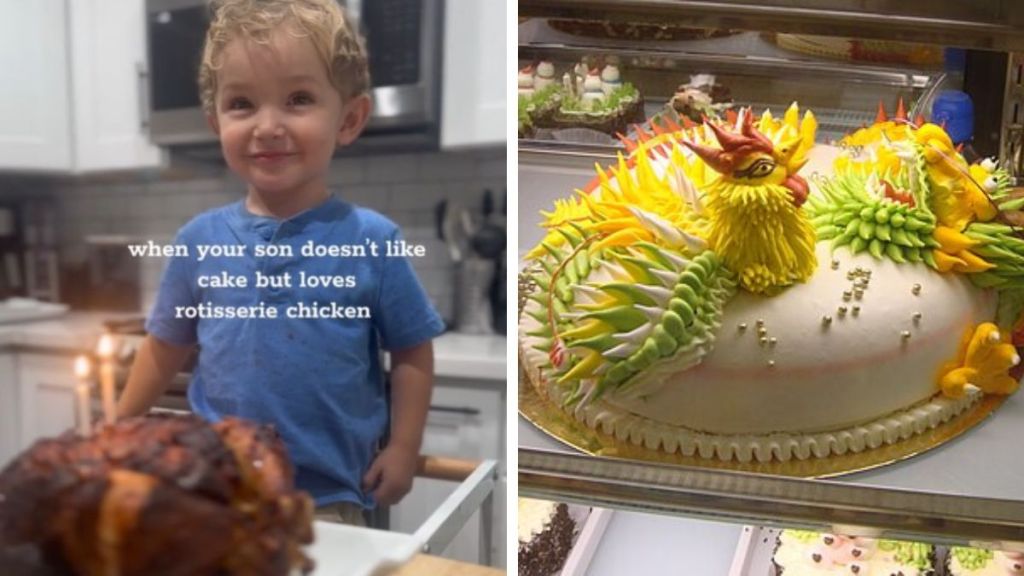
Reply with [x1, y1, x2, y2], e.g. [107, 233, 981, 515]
[518, 84, 562, 135]
[964, 221, 1024, 288]
[983, 166, 1016, 210]
[951, 546, 995, 570]
[593, 250, 736, 399]
[808, 170, 938, 266]
[884, 540, 933, 570]
[783, 529, 819, 544]
[559, 83, 639, 114]
[526, 221, 736, 405]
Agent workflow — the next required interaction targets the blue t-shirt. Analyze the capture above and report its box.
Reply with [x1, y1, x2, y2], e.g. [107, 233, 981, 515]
[146, 195, 445, 508]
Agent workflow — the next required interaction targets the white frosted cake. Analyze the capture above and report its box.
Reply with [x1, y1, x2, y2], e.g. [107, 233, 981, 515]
[520, 103, 1023, 463]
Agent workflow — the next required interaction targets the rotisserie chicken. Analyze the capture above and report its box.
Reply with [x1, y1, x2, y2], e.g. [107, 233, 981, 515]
[0, 414, 314, 576]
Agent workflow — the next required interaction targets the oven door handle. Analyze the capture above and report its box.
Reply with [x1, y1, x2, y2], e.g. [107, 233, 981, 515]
[428, 405, 480, 417]
[137, 61, 151, 132]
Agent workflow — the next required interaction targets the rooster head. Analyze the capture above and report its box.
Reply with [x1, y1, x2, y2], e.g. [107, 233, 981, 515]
[682, 110, 809, 206]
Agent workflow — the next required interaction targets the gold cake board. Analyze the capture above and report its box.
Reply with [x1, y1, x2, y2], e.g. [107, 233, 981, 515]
[519, 365, 1007, 479]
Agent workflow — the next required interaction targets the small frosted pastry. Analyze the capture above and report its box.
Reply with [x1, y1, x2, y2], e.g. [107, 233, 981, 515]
[600, 64, 622, 96]
[535, 61, 556, 90]
[581, 69, 605, 108]
[518, 66, 535, 96]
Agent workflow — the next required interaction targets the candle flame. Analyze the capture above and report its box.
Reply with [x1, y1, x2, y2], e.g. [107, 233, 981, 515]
[74, 355, 92, 379]
[97, 334, 117, 359]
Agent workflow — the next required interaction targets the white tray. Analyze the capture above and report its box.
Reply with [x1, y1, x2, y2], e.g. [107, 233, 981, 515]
[729, 526, 781, 576]
[560, 506, 615, 576]
[308, 521, 422, 576]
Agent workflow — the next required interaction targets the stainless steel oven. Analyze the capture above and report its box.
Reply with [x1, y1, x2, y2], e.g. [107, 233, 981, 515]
[144, 0, 442, 154]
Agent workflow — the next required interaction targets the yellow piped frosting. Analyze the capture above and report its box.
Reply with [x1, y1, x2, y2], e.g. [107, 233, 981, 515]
[938, 322, 1021, 398]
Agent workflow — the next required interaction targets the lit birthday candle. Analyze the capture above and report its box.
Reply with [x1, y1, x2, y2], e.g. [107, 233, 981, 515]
[96, 334, 118, 425]
[73, 355, 93, 436]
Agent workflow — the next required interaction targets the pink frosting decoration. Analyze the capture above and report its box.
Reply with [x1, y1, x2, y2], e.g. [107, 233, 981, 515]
[999, 551, 1024, 573]
[809, 534, 877, 568]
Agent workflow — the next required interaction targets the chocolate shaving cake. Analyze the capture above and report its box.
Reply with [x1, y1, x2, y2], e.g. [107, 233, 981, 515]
[518, 498, 576, 576]
[0, 414, 314, 576]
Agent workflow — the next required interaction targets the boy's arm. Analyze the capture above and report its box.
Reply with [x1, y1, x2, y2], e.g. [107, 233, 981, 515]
[117, 334, 194, 418]
[363, 340, 434, 506]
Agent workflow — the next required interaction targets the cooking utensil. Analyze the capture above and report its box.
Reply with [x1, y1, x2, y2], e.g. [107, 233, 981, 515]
[454, 257, 495, 334]
[469, 189, 506, 259]
[436, 200, 467, 263]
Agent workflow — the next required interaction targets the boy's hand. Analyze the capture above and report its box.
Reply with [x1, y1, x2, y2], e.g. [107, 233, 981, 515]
[362, 444, 418, 506]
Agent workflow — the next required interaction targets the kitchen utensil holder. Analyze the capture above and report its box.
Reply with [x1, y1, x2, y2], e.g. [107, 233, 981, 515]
[454, 258, 495, 335]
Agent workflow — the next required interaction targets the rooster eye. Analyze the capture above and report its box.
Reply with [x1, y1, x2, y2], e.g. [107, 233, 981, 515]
[734, 157, 776, 179]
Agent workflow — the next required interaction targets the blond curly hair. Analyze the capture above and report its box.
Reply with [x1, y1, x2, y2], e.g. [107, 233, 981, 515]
[198, 0, 370, 114]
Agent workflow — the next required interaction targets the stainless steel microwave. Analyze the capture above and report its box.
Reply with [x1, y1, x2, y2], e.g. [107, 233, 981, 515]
[144, 0, 441, 154]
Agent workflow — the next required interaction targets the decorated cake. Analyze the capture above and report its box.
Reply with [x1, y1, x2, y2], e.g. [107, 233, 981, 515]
[668, 74, 733, 123]
[948, 546, 1024, 575]
[517, 58, 644, 138]
[773, 530, 935, 575]
[771, 33, 943, 67]
[519, 100, 1024, 465]
[518, 497, 576, 576]
[0, 414, 314, 575]
[547, 19, 740, 42]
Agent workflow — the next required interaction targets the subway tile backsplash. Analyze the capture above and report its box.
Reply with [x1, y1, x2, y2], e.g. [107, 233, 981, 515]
[0, 146, 505, 325]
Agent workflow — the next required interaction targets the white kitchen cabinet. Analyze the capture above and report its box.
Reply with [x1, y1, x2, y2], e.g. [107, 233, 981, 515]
[15, 353, 77, 453]
[0, 0, 165, 173]
[390, 378, 506, 567]
[67, 0, 165, 171]
[0, 0, 73, 171]
[0, 352, 20, 469]
[440, 0, 506, 149]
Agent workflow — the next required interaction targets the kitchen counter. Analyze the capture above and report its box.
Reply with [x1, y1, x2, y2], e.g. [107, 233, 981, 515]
[0, 313, 507, 381]
[0, 312, 136, 355]
[392, 331, 507, 381]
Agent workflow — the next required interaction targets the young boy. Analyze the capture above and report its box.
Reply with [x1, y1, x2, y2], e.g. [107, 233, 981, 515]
[119, 0, 444, 525]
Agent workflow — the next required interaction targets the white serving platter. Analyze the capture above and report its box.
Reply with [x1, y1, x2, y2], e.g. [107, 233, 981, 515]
[729, 525, 781, 576]
[308, 521, 422, 576]
[560, 506, 615, 576]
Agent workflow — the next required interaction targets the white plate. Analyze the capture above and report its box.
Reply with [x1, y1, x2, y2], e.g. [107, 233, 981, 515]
[307, 521, 422, 576]
[560, 506, 614, 576]
[729, 526, 781, 576]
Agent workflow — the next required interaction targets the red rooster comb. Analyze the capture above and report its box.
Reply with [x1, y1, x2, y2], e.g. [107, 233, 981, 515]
[682, 110, 774, 175]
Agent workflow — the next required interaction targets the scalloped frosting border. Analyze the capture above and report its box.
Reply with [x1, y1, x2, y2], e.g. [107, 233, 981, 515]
[521, 338, 982, 463]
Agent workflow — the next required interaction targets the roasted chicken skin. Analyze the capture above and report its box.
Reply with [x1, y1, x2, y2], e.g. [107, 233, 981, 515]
[0, 414, 314, 576]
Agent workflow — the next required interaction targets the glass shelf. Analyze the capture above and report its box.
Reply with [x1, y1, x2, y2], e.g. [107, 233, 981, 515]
[517, 0, 1024, 52]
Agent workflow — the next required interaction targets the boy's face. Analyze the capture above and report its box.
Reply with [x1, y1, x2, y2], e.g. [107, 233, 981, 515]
[207, 28, 366, 203]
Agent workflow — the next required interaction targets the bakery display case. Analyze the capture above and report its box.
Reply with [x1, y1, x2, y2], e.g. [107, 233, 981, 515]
[519, 0, 1024, 173]
[518, 1, 1024, 572]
